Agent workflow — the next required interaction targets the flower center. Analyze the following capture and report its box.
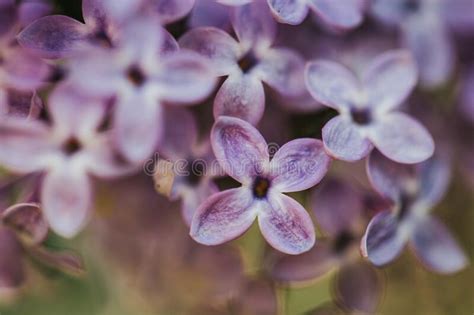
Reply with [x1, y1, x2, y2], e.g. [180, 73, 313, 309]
[350, 108, 372, 125]
[62, 137, 82, 156]
[333, 230, 354, 254]
[238, 51, 258, 73]
[93, 28, 113, 47]
[252, 176, 270, 199]
[126, 65, 146, 87]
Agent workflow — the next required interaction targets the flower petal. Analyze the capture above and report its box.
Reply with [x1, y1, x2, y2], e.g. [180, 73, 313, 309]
[82, 0, 108, 26]
[311, 179, 362, 237]
[1, 49, 51, 90]
[156, 51, 216, 104]
[17, 15, 89, 59]
[322, 116, 373, 162]
[150, 0, 196, 24]
[270, 138, 331, 192]
[361, 210, 406, 266]
[214, 73, 265, 125]
[305, 60, 359, 110]
[190, 188, 257, 245]
[366, 149, 415, 201]
[159, 107, 198, 159]
[114, 93, 163, 164]
[333, 261, 382, 314]
[410, 216, 468, 274]
[0, 118, 55, 173]
[258, 193, 315, 255]
[41, 165, 92, 238]
[179, 27, 240, 76]
[363, 50, 417, 113]
[402, 19, 454, 88]
[211, 116, 269, 183]
[188, 0, 230, 29]
[256, 47, 306, 97]
[308, 0, 363, 30]
[369, 112, 435, 164]
[271, 240, 337, 282]
[0, 228, 24, 289]
[418, 156, 451, 207]
[231, 0, 276, 49]
[267, 0, 309, 25]
[1, 202, 48, 246]
[181, 179, 219, 226]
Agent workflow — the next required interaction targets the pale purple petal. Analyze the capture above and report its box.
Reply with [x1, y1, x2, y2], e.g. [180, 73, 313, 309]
[361, 210, 406, 266]
[41, 166, 92, 238]
[1, 49, 50, 90]
[363, 50, 417, 113]
[159, 107, 198, 159]
[443, 0, 474, 33]
[270, 138, 331, 192]
[150, 0, 195, 24]
[369, 112, 435, 164]
[28, 247, 85, 276]
[82, 0, 108, 26]
[305, 60, 360, 110]
[214, 73, 265, 125]
[119, 16, 164, 61]
[1, 202, 48, 246]
[258, 193, 315, 255]
[410, 216, 468, 274]
[17, 15, 89, 59]
[232, 0, 276, 49]
[211, 116, 269, 183]
[114, 93, 163, 164]
[367, 149, 414, 201]
[267, 0, 309, 25]
[256, 47, 306, 97]
[161, 29, 179, 55]
[0, 228, 24, 289]
[18, 1, 53, 27]
[190, 188, 257, 245]
[308, 0, 363, 30]
[188, 0, 230, 29]
[311, 179, 362, 237]
[334, 261, 382, 314]
[271, 240, 337, 282]
[178, 27, 240, 76]
[181, 179, 219, 226]
[156, 51, 216, 104]
[322, 116, 373, 161]
[402, 19, 454, 88]
[0, 118, 55, 173]
[418, 156, 451, 207]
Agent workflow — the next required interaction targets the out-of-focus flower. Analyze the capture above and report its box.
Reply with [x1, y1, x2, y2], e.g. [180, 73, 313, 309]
[371, 0, 474, 88]
[0, 85, 135, 237]
[188, 0, 231, 29]
[153, 108, 219, 226]
[191, 116, 331, 254]
[0, 202, 84, 298]
[180, 0, 306, 125]
[305, 49, 435, 164]
[67, 16, 215, 164]
[361, 150, 468, 274]
[271, 179, 384, 314]
[460, 65, 474, 124]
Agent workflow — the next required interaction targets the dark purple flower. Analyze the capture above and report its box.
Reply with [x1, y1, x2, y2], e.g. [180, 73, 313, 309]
[154, 108, 219, 226]
[180, 0, 306, 125]
[67, 16, 215, 163]
[361, 150, 468, 274]
[190, 116, 331, 254]
[0, 85, 135, 237]
[271, 179, 384, 313]
[306, 49, 435, 164]
[371, 0, 474, 88]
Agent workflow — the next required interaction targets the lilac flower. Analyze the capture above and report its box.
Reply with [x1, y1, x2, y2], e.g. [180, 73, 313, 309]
[460, 65, 474, 124]
[371, 0, 474, 88]
[153, 108, 219, 226]
[361, 150, 468, 273]
[179, 0, 306, 125]
[305, 49, 435, 164]
[271, 179, 384, 314]
[0, 202, 84, 294]
[0, 85, 135, 237]
[190, 116, 331, 254]
[67, 16, 216, 163]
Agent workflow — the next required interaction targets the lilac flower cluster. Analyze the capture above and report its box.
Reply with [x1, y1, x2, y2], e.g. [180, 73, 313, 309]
[0, 0, 471, 312]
